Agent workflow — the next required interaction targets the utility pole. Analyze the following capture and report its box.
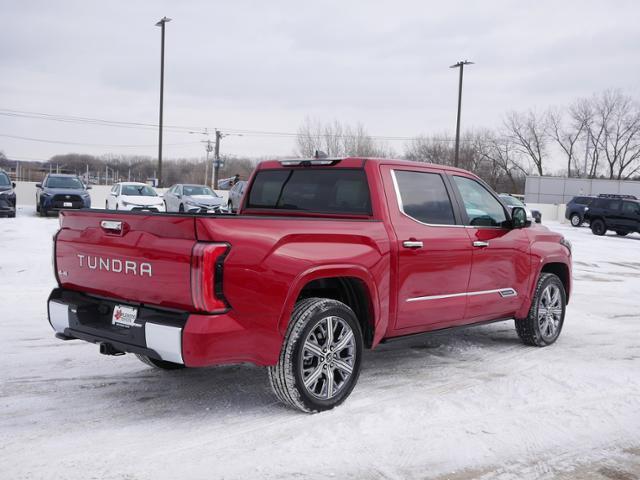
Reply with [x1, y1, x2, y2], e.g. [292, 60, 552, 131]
[583, 129, 590, 178]
[155, 16, 171, 187]
[450, 60, 474, 168]
[212, 129, 222, 189]
[204, 139, 213, 187]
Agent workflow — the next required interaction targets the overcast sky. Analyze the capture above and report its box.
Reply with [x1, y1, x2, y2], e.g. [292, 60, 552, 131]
[1, 0, 639, 165]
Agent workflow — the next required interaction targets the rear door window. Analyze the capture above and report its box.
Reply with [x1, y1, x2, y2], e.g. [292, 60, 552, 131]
[393, 170, 456, 225]
[247, 169, 372, 215]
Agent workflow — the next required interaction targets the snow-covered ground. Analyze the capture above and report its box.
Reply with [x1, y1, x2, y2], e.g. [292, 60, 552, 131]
[1, 205, 639, 480]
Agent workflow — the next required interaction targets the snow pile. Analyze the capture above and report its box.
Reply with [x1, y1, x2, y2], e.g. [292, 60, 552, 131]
[1, 207, 639, 479]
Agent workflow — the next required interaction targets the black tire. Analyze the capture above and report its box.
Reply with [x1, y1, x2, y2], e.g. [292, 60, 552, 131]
[591, 219, 606, 236]
[227, 201, 233, 212]
[179, 204, 184, 213]
[39, 207, 48, 217]
[115, 203, 119, 210]
[36, 202, 40, 213]
[105, 201, 108, 210]
[135, 354, 185, 370]
[8, 212, 16, 218]
[515, 273, 566, 347]
[570, 213, 582, 227]
[268, 298, 363, 413]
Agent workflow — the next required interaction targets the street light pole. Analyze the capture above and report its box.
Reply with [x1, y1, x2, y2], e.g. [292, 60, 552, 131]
[450, 60, 474, 168]
[155, 16, 171, 187]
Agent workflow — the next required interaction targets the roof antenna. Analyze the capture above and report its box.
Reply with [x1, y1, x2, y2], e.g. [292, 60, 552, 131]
[314, 150, 328, 159]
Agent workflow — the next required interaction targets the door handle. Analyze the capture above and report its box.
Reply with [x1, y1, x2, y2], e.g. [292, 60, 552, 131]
[403, 240, 424, 249]
[473, 241, 489, 248]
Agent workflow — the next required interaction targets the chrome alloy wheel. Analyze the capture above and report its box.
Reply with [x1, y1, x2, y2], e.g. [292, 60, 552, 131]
[300, 316, 356, 400]
[538, 284, 563, 341]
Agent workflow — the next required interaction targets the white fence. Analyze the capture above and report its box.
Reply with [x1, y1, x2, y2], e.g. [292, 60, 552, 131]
[525, 176, 640, 205]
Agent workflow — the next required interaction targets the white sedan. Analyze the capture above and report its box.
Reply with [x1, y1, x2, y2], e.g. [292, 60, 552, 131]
[105, 182, 165, 212]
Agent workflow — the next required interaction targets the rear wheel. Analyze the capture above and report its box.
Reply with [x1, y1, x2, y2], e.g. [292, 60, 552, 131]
[105, 201, 108, 210]
[570, 213, 582, 227]
[616, 231, 629, 236]
[591, 219, 606, 236]
[179, 204, 184, 213]
[268, 298, 363, 413]
[135, 354, 185, 370]
[516, 273, 566, 347]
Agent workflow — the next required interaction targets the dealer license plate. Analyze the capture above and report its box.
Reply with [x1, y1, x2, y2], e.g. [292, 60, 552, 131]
[112, 304, 139, 328]
[63, 202, 73, 207]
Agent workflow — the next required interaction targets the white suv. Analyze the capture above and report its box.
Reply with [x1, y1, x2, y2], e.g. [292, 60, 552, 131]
[106, 182, 165, 212]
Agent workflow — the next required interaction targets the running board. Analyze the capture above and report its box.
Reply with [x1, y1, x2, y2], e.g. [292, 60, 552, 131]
[381, 317, 515, 344]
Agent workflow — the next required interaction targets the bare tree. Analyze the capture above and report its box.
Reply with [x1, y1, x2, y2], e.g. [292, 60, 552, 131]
[587, 90, 640, 179]
[547, 105, 587, 177]
[504, 110, 549, 176]
[295, 118, 393, 158]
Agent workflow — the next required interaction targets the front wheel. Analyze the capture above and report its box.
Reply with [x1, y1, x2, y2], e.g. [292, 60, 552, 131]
[591, 219, 606, 236]
[570, 213, 582, 227]
[515, 273, 566, 347]
[135, 354, 185, 370]
[227, 201, 233, 212]
[268, 298, 363, 413]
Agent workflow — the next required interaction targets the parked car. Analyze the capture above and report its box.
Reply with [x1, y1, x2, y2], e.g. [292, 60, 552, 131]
[48, 157, 571, 413]
[584, 196, 640, 236]
[499, 194, 542, 223]
[164, 184, 225, 213]
[106, 182, 165, 212]
[565, 196, 595, 227]
[0, 170, 16, 217]
[227, 180, 247, 212]
[36, 174, 91, 217]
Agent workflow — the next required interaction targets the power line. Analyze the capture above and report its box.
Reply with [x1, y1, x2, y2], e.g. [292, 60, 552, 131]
[0, 107, 467, 143]
[0, 133, 201, 148]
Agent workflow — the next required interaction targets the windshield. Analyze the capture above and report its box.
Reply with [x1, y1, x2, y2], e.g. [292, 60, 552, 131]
[121, 185, 157, 196]
[0, 173, 10, 187]
[183, 186, 217, 197]
[500, 195, 524, 207]
[45, 176, 84, 189]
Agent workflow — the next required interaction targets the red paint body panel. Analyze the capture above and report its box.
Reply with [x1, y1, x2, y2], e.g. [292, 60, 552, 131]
[53, 157, 572, 368]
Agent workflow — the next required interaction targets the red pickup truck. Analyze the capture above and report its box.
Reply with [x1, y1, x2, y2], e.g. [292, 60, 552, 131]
[48, 157, 572, 412]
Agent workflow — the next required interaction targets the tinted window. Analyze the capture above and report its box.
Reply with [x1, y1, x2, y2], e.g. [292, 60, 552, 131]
[596, 199, 621, 210]
[622, 201, 640, 215]
[121, 185, 157, 196]
[247, 169, 371, 215]
[453, 176, 507, 227]
[0, 172, 10, 186]
[394, 170, 455, 225]
[46, 176, 84, 189]
[574, 196, 592, 205]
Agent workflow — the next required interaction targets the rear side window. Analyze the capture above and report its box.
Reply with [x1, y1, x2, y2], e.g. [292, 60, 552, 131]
[595, 199, 621, 210]
[393, 170, 455, 225]
[247, 169, 372, 215]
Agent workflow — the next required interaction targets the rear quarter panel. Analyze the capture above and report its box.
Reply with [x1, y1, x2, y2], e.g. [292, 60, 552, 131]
[194, 217, 391, 364]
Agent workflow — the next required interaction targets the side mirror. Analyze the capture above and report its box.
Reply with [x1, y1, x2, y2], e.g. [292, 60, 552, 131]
[511, 207, 531, 229]
[36, 183, 42, 188]
[176, 194, 181, 199]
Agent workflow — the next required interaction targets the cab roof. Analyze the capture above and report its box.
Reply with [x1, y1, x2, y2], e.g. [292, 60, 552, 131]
[257, 156, 472, 175]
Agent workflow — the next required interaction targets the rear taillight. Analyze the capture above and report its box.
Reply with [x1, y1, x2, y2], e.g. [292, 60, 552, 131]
[191, 243, 230, 313]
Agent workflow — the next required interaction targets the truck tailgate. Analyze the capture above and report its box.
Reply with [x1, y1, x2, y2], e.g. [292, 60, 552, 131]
[55, 211, 197, 311]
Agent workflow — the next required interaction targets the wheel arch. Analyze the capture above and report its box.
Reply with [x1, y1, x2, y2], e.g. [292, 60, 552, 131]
[278, 266, 382, 349]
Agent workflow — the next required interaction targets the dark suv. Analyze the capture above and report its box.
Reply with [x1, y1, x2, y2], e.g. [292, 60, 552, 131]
[565, 196, 594, 227]
[584, 195, 640, 236]
[0, 170, 17, 217]
[36, 174, 92, 217]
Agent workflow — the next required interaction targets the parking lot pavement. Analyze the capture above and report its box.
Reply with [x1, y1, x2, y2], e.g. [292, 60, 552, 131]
[1, 211, 639, 479]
